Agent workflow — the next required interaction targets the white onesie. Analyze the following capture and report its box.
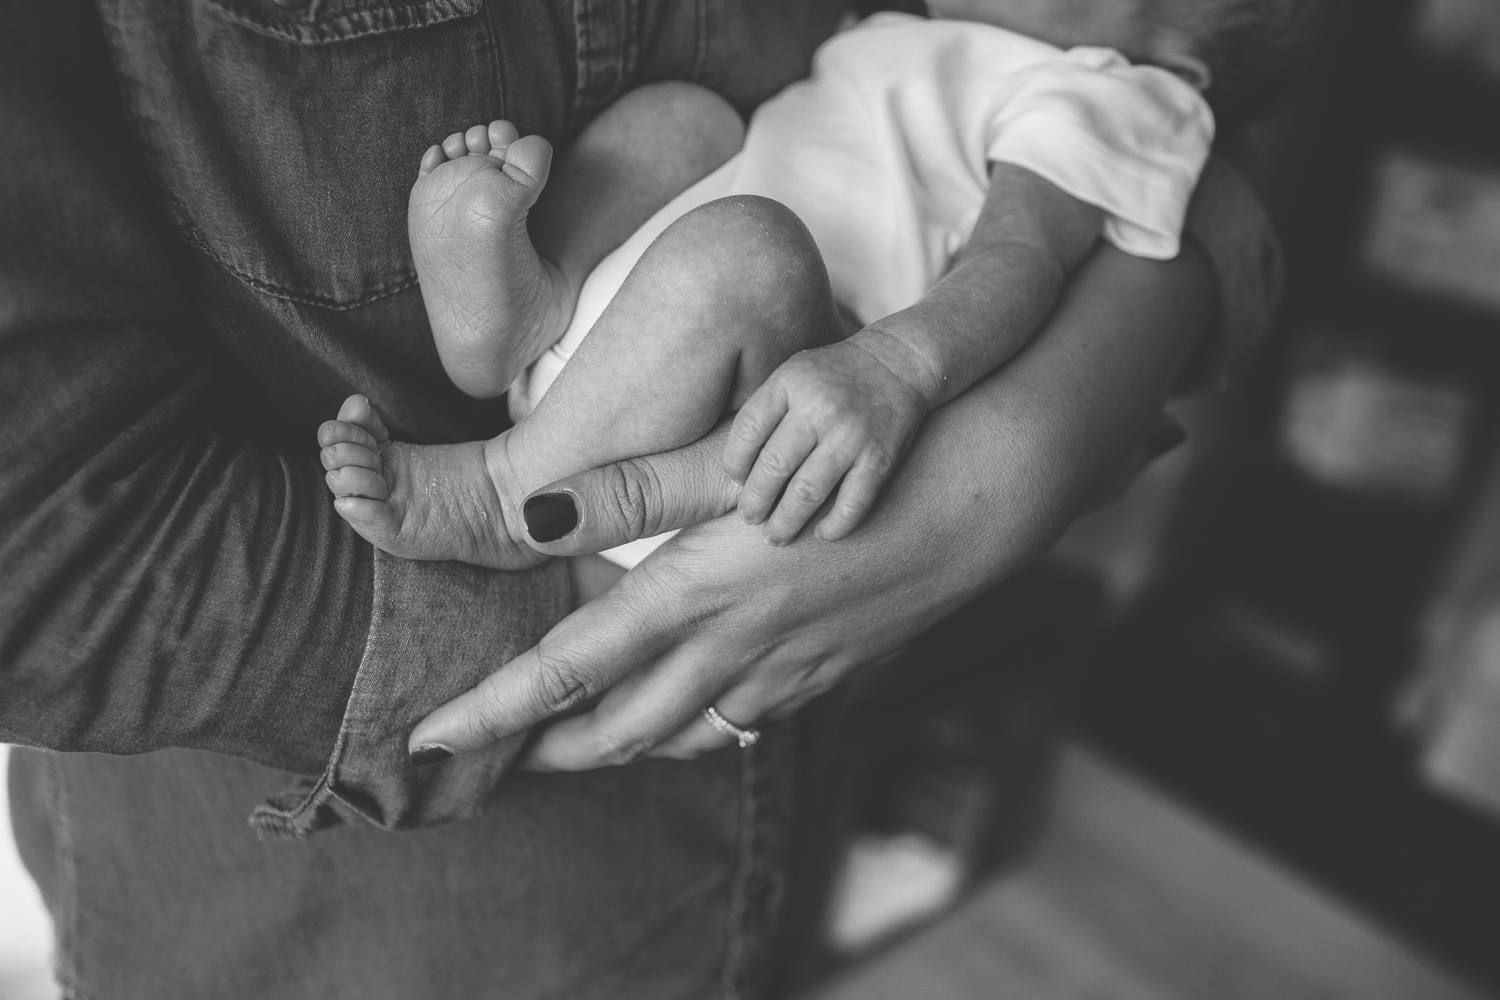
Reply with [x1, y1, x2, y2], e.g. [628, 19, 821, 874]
[512, 12, 1215, 567]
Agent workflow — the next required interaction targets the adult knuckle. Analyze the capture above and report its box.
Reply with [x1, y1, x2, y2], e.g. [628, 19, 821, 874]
[530, 651, 593, 713]
[591, 729, 654, 767]
[803, 397, 840, 425]
[836, 496, 869, 520]
[601, 459, 660, 538]
[758, 450, 796, 478]
[789, 478, 824, 504]
[865, 447, 897, 475]
[732, 411, 766, 442]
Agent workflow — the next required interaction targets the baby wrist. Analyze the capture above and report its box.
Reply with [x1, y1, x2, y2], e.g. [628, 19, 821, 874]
[850, 324, 945, 410]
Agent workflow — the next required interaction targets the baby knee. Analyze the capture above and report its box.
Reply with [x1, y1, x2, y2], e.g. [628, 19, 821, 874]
[637, 195, 840, 355]
[680, 195, 829, 293]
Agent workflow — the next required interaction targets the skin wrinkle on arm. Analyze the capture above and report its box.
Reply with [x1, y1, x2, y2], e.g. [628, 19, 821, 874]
[722, 161, 1111, 542]
[854, 161, 1106, 411]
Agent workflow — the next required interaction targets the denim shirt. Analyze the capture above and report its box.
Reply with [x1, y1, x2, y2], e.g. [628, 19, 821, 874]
[0, 0, 844, 837]
[0, 0, 1278, 995]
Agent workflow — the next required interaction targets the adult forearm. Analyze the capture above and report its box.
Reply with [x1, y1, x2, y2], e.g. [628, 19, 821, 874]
[862, 240, 1211, 592]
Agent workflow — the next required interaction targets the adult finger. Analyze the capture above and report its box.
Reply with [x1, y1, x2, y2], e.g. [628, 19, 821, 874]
[648, 669, 826, 760]
[526, 622, 833, 769]
[517, 645, 727, 770]
[646, 714, 735, 760]
[521, 423, 741, 556]
[406, 584, 676, 761]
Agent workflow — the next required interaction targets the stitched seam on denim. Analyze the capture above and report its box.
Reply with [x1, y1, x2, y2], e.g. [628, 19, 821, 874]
[575, 0, 594, 116]
[251, 551, 382, 833]
[321, 547, 397, 825]
[719, 746, 757, 1000]
[573, 0, 627, 125]
[479, 0, 506, 121]
[203, 0, 484, 46]
[95, 1, 422, 313]
[94, 0, 218, 309]
[45, 755, 79, 996]
[690, 0, 710, 86]
[571, 0, 590, 123]
[191, 243, 421, 311]
[621, 0, 641, 91]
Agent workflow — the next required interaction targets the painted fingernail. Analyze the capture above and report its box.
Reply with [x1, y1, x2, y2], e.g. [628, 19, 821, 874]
[410, 744, 455, 767]
[1146, 420, 1187, 459]
[523, 492, 578, 542]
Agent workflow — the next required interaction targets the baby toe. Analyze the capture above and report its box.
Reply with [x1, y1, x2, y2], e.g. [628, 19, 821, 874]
[487, 119, 520, 155]
[325, 465, 391, 501]
[500, 134, 553, 187]
[336, 394, 390, 442]
[441, 132, 467, 160]
[321, 441, 381, 473]
[333, 496, 402, 549]
[317, 419, 377, 453]
[418, 143, 445, 176]
[464, 123, 491, 154]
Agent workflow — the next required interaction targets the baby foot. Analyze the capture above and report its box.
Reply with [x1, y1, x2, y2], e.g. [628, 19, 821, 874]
[410, 120, 570, 399]
[319, 395, 547, 570]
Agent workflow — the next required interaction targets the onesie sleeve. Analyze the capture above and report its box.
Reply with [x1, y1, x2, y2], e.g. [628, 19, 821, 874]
[985, 48, 1215, 259]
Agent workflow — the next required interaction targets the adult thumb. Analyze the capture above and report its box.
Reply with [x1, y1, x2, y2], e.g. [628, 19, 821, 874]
[520, 423, 741, 556]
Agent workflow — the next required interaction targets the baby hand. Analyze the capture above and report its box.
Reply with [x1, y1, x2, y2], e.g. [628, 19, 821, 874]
[723, 339, 927, 544]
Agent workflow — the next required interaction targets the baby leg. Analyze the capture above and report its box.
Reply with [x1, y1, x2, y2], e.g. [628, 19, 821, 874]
[494, 195, 846, 497]
[410, 83, 745, 398]
[322, 195, 842, 567]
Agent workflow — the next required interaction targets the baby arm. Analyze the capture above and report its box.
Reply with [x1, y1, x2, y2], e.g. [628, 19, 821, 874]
[723, 162, 1105, 543]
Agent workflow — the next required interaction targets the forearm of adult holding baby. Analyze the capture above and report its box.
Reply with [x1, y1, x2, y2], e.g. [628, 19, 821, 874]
[408, 238, 1212, 767]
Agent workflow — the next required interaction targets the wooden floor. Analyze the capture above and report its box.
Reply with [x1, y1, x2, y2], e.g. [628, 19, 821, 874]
[809, 741, 1490, 1000]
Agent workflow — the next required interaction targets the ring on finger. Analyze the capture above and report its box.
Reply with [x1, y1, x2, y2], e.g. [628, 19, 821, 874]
[703, 706, 761, 748]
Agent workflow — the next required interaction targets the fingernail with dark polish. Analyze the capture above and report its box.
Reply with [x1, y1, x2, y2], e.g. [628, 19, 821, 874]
[410, 744, 455, 767]
[1146, 421, 1188, 459]
[524, 492, 578, 542]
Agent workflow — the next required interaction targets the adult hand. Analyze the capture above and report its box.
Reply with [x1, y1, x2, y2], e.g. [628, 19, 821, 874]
[408, 245, 1211, 768]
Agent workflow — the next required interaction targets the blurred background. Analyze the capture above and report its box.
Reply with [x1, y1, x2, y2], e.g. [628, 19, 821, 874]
[9, 0, 1500, 997]
[776, 0, 1500, 994]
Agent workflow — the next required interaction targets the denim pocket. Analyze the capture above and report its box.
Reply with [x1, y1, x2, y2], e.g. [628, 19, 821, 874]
[205, 0, 484, 45]
[101, 0, 500, 307]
